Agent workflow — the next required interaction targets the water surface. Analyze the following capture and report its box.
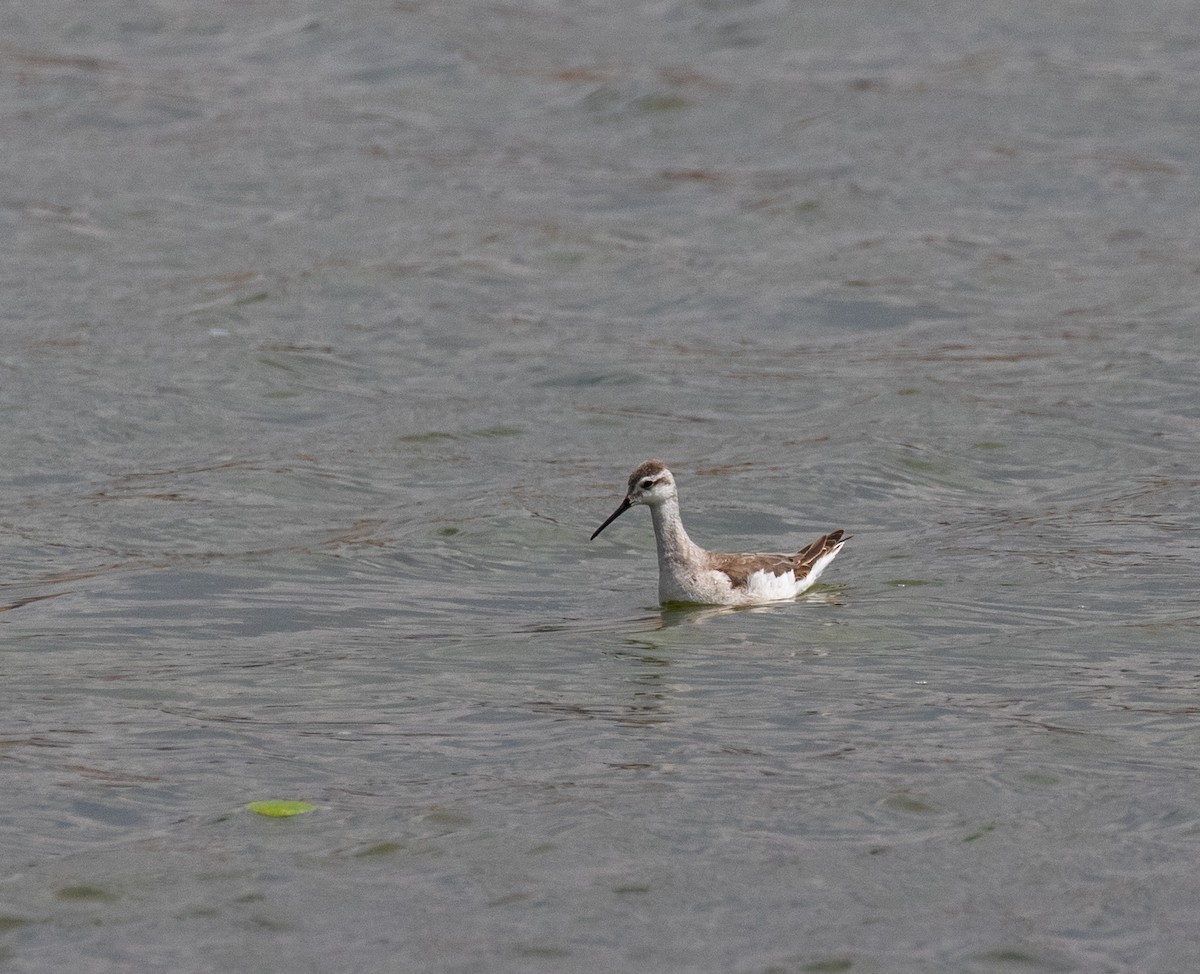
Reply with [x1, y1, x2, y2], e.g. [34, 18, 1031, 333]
[2, 1, 1199, 971]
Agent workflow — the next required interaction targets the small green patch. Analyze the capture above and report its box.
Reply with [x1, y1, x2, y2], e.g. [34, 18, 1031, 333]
[423, 807, 471, 827]
[972, 441, 1006, 450]
[397, 431, 456, 443]
[896, 387, 921, 395]
[353, 841, 403, 858]
[899, 456, 940, 472]
[55, 885, 118, 903]
[473, 425, 523, 438]
[246, 800, 315, 818]
[613, 883, 651, 895]
[0, 916, 30, 931]
[234, 291, 270, 306]
[976, 947, 1041, 964]
[964, 823, 998, 842]
[885, 793, 935, 814]
[250, 915, 291, 931]
[639, 94, 689, 112]
[803, 958, 854, 973]
[435, 526, 460, 537]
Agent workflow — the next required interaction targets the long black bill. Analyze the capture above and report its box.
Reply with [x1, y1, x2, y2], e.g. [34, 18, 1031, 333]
[590, 497, 632, 540]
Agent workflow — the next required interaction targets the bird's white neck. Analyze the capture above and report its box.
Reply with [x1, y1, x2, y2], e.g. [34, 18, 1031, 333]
[648, 497, 705, 569]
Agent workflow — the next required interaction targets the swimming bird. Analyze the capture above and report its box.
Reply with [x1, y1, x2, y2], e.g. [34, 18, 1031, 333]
[590, 460, 847, 606]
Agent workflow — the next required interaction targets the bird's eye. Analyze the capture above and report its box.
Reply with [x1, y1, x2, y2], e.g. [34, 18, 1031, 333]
[640, 479, 655, 489]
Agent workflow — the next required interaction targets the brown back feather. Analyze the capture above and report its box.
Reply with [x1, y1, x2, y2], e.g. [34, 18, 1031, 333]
[709, 530, 847, 590]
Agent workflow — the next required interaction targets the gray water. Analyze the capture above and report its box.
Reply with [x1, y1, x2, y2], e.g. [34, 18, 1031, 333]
[3, 1, 1199, 971]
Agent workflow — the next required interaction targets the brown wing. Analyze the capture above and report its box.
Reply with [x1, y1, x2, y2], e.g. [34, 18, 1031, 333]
[792, 529, 846, 573]
[709, 530, 847, 590]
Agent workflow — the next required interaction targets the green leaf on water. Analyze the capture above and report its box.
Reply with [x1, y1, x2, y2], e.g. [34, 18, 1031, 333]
[639, 94, 689, 112]
[246, 800, 316, 818]
[234, 291, 270, 306]
[55, 885, 118, 902]
[353, 841, 403, 858]
[803, 959, 854, 973]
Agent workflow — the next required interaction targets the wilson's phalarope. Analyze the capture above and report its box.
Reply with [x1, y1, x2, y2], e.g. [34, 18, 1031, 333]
[591, 460, 848, 606]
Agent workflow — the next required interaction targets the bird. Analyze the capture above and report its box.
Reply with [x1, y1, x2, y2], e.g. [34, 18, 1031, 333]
[590, 459, 848, 606]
